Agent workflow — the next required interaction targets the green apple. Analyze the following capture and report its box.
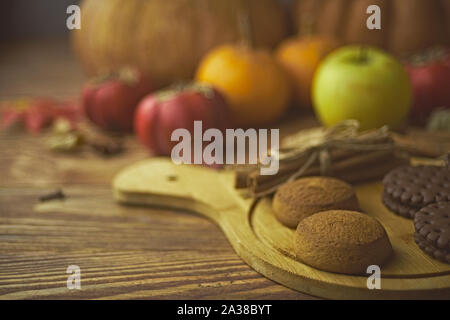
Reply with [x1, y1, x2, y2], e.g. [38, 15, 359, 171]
[312, 45, 412, 130]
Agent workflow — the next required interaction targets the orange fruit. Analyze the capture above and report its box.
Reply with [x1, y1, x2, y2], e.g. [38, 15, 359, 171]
[276, 36, 339, 108]
[196, 45, 291, 127]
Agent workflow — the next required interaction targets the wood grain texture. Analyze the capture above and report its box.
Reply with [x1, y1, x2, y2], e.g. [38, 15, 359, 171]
[0, 186, 313, 300]
[0, 40, 317, 300]
[0, 135, 316, 300]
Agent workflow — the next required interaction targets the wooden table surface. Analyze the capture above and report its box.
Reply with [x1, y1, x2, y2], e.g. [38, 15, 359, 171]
[0, 40, 317, 299]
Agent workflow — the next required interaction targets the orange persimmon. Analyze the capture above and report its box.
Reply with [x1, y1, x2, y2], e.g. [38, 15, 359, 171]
[276, 36, 339, 108]
[196, 45, 291, 127]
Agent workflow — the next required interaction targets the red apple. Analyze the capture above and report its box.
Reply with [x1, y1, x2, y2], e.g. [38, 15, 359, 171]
[82, 68, 153, 132]
[405, 47, 450, 124]
[134, 84, 231, 156]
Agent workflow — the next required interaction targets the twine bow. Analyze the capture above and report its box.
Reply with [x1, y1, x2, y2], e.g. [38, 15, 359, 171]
[255, 120, 395, 197]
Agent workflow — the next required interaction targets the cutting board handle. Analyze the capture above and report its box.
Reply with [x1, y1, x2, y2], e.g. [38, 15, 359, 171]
[113, 158, 239, 223]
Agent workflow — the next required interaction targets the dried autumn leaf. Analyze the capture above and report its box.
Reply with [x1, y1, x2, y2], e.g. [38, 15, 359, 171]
[0, 98, 82, 134]
[0, 99, 28, 130]
[47, 132, 84, 152]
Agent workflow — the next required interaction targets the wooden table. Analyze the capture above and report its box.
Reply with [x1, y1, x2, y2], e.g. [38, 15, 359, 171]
[0, 40, 317, 299]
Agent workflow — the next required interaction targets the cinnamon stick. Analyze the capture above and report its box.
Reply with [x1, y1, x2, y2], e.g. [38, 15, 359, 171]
[248, 149, 399, 196]
[392, 130, 450, 158]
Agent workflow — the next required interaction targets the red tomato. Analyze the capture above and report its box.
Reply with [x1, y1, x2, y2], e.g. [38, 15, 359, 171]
[134, 84, 232, 156]
[405, 48, 450, 124]
[82, 68, 153, 132]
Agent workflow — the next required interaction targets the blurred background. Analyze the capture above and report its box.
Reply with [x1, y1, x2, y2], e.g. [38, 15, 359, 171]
[0, 0, 84, 100]
[0, 0, 293, 42]
[0, 0, 292, 100]
[0, 0, 449, 123]
[0, 0, 80, 42]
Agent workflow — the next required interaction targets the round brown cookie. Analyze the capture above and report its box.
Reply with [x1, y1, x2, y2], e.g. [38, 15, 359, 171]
[382, 165, 450, 211]
[414, 202, 450, 252]
[272, 177, 359, 228]
[293, 210, 393, 275]
[382, 191, 421, 219]
[414, 233, 450, 264]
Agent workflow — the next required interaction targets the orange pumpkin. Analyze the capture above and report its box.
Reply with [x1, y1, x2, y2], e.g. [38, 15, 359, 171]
[72, 0, 288, 88]
[294, 0, 450, 58]
[196, 45, 291, 127]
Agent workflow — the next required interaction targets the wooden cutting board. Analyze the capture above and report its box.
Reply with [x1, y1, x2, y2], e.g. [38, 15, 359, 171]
[112, 158, 450, 299]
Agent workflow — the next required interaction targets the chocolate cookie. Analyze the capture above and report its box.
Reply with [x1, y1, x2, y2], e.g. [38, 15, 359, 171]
[382, 165, 450, 218]
[293, 210, 393, 275]
[273, 177, 359, 228]
[382, 191, 420, 219]
[413, 202, 450, 264]
[414, 233, 450, 264]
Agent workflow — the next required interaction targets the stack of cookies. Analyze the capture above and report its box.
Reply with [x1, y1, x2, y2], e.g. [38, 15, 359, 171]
[382, 160, 450, 264]
[382, 165, 450, 219]
[272, 176, 393, 275]
[414, 202, 450, 264]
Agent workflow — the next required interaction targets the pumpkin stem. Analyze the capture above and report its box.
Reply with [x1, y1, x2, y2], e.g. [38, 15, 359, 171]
[89, 67, 139, 87]
[237, 0, 253, 48]
[300, 16, 315, 37]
